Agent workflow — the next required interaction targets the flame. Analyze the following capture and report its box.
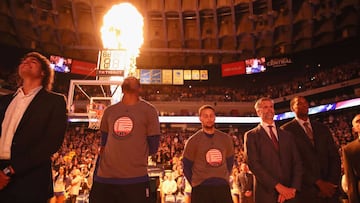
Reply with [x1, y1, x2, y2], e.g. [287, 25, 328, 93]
[100, 3, 143, 102]
[101, 3, 144, 57]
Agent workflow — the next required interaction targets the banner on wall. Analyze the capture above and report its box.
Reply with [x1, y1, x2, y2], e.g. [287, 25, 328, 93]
[139, 69, 162, 84]
[140, 69, 151, 84]
[71, 60, 97, 77]
[266, 56, 293, 68]
[151, 69, 161, 84]
[221, 61, 246, 77]
[192, 70, 200, 80]
[162, 70, 173, 84]
[173, 69, 184, 85]
[184, 70, 192, 80]
[200, 70, 208, 80]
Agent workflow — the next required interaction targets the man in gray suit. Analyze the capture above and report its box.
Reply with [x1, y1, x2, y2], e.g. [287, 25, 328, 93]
[342, 114, 360, 203]
[281, 96, 341, 203]
[244, 97, 302, 203]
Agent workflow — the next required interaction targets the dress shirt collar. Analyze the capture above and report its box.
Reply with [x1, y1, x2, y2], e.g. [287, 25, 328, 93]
[295, 117, 313, 131]
[260, 121, 276, 129]
[295, 117, 311, 125]
[260, 121, 278, 138]
[15, 86, 43, 97]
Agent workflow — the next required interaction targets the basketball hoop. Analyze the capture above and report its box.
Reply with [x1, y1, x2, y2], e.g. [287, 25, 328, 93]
[87, 103, 106, 130]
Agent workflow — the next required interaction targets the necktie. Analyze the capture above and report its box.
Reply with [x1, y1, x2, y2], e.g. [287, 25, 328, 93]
[303, 122, 314, 146]
[268, 125, 279, 151]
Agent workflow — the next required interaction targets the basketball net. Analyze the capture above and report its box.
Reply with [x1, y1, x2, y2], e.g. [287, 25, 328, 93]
[87, 103, 106, 130]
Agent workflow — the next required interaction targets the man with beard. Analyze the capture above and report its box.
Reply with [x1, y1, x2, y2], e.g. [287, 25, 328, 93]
[281, 96, 341, 203]
[244, 97, 302, 203]
[89, 76, 161, 203]
[182, 105, 234, 203]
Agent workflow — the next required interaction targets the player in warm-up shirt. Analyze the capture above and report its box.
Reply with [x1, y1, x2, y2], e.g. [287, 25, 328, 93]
[89, 76, 161, 203]
[182, 105, 234, 203]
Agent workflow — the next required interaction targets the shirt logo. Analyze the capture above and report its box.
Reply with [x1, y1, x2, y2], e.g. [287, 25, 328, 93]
[113, 116, 133, 137]
[206, 148, 223, 167]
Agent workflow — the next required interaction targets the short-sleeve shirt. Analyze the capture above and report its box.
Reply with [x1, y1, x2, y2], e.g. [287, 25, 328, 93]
[183, 129, 234, 187]
[96, 99, 160, 179]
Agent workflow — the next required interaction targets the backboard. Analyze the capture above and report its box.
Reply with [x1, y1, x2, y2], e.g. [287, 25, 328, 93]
[67, 79, 123, 120]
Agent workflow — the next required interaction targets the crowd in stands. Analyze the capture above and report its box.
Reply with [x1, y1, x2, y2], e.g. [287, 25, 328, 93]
[140, 60, 360, 103]
[50, 125, 100, 203]
[49, 106, 359, 202]
[1, 60, 359, 109]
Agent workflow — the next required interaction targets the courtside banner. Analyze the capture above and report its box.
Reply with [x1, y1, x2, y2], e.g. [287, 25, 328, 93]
[71, 60, 97, 76]
[221, 61, 246, 77]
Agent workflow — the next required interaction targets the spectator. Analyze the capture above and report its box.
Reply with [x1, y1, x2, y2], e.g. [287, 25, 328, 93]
[161, 172, 178, 203]
[230, 166, 240, 203]
[51, 166, 71, 203]
[68, 168, 82, 203]
[238, 163, 254, 203]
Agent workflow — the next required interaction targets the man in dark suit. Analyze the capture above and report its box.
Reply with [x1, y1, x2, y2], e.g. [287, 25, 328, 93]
[0, 52, 68, 203]
[244, 97, 302, 203]
[280, 96, 341, 203]
[342, 114, 360, 203]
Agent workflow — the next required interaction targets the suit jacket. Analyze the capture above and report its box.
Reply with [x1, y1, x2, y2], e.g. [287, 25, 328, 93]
[244, 124, 303, 203]
[0, 88, 68, 201]
[342, 138, 360, 203]
[281, 119, 341, 202]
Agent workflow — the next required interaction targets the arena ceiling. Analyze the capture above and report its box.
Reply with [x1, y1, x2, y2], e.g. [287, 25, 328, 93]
[0, 0, 359, 67]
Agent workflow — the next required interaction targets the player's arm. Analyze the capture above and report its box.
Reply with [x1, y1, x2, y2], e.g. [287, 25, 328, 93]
[182, 157, 193, 184]
[99, 131, 108, 154]
[147, 135, 160, 155]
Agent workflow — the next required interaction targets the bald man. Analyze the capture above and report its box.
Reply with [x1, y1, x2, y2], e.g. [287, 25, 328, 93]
[89, 76, 161, 203]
